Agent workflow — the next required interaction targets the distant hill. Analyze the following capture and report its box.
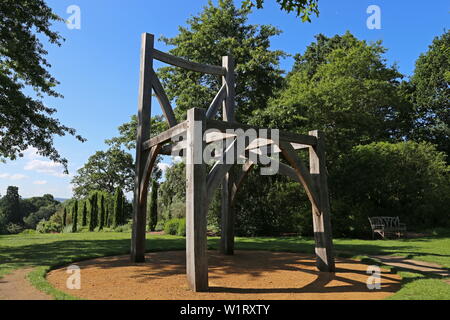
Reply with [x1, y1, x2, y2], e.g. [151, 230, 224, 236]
[54, 198, 69, 203]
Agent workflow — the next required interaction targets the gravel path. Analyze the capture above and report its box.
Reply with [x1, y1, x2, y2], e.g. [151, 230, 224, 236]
[0, 268, 52, 300]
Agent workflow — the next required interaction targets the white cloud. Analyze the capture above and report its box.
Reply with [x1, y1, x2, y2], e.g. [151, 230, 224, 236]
[10, 174, 27, 180]
[157, 162, 172, 173]
[24, 159, 67, 178]
[0, 173, 27, 180]
[33, 180, 48, 185]
[23, 147, 41, 160]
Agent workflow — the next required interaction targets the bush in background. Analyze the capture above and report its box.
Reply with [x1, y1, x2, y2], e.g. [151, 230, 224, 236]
[164, 218, 186, 236]
[331, 141, 450, 237]
[36, 219, 61, 233]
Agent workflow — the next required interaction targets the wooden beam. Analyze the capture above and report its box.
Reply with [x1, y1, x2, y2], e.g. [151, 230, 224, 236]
[219, 56, 236, 255]
[205, 119, 318, 146]
[309, 130, 335, 272]
[278, 140, 321, 215]
[151, 69, 177, 127]
[206, 139, 238, 204]
[245, 149, 299, 182]
[206, 84, 226, 119]
[222, 56, 235, 122]
[153, 48, 226, 76]
[230, 160, 254, 206]
[131, 33, 153, 263]
[185, 108, 208, 292]
[142, 121, 188, 150]
[139, 144, 162, 203]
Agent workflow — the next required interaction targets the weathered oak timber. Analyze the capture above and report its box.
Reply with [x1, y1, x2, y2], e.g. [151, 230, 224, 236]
[206, 84, 227, 119]
[131, 34, 335, 290]
[150, 69, 177, 127]
[220, 56, 236, 255]
[153, 48, 226, 76]
[131, 33, 154, 263]
[278, 140, 321, 215]
[139, 144, 162, 203]
[205, 119, 318, 147]
[142, 121, 188, 150]
[185, 108, 208, 292]
[309, 130, 335, 272]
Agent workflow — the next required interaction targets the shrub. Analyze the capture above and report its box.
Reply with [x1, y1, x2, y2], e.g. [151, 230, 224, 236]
[155, 220, 165, 232]
[164, 218, 185, 236]
[330, 141, 450, 237]
[62, 224, 73, 233]
[113, 220, 132, 233]
[20, 229, 37, 235]
[176, 218, 186, 236]
[36, 219, 61, 233]
[6, 223, 24, 234]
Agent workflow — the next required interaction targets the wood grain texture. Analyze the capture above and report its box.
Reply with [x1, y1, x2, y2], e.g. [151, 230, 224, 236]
[142, 121, 188, 150]
[206, 84, 227, 119]
[205, 119, 318, 146]
[131, 33, 154, 263]
[153, 48, 226, 76]
[186, 108, 208, 292]
[309, 130, 335, 272]
[150, 69, 177, 127]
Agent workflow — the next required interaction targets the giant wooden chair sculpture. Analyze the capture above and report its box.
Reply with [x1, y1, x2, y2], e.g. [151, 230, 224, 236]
[131, 33, 335, 292]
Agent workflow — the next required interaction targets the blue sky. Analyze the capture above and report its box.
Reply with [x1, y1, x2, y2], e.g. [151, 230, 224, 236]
[0, 0, 448, 198]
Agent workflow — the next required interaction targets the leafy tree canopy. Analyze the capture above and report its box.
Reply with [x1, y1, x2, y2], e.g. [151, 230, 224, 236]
[331, 141, 450, 237]
[252, 32, 413, 162]
[159, 0, 285, 123]
[71, 148, 135, 197]
[241, 0, 319, 22]
[410, 30, 450, 156]
[0, 0, 85, 171]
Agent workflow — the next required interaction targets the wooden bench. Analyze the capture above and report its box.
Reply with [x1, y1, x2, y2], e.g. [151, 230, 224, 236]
[368, 216, 407, 239]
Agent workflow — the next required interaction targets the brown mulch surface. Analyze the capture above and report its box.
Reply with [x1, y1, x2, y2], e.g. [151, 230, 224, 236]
[47, 250, 401, 300]
[0, 268, 52, 300]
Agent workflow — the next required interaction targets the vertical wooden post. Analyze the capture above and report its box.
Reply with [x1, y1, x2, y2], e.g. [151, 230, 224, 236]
[309, 130, 335, 272]
[186, 108, 208, 292]
[220, 56, 235, 255]
[131, 33, 154, 263]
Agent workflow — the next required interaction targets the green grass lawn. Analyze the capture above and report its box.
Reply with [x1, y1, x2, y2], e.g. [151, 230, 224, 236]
[0, 232, 449, 300]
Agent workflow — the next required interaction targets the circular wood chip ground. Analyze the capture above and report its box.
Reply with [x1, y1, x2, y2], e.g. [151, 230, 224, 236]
[47, 250, 401, 300]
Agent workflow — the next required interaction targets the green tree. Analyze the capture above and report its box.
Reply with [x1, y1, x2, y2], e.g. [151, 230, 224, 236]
[148, 180, 159, 231]
[99, 194, 105, 230]
[113, 187, 124, 227]
[0, 0, 85, 169]
[81, 201, 87, 226]
[159, 162, 186, 220]
[71, 200, 78, 232]
[253, 32, 412, 163]
[410, 30, 450, 157]
[0, 186, 21, 224]
[88, 193, 98, 231]
[158, 0, 285, 123]
[62, 207, 67, 227]
[104, 115, 164, 182]
[241, 0, 319, 22]
[331, 141, 450, 237]
[71, 148, 134, 197]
